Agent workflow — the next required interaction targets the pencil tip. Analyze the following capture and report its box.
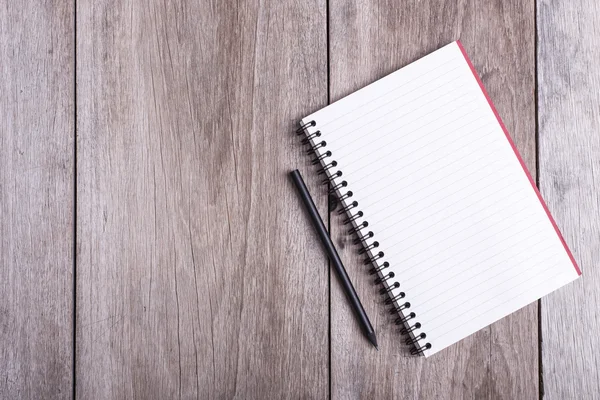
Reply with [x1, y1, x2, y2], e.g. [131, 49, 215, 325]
[367, 332, 378, 350]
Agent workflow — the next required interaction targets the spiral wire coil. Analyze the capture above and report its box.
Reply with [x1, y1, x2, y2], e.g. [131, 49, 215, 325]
[297, 120, 432, 356]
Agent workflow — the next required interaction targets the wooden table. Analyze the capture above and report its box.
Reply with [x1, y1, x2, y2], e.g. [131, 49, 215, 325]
[1, 0, 598, 398]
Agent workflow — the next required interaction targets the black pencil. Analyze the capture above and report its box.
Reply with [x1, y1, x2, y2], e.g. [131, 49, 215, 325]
[290, 169, 378, 350]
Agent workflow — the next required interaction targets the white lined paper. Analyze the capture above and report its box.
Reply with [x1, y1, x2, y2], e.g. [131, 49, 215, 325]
[300, 41, 580, 357]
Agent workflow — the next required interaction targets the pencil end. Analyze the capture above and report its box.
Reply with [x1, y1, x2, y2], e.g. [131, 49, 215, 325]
[367, 332, 378, 350]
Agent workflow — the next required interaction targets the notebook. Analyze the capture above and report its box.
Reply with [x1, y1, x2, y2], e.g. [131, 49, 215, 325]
[297, 41, 581, 357]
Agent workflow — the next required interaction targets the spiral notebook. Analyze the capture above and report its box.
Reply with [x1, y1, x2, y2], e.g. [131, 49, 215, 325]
[297, 41, 581, 357]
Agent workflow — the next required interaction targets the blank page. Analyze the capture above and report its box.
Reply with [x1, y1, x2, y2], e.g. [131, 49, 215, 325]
[300, 41, 580, 357]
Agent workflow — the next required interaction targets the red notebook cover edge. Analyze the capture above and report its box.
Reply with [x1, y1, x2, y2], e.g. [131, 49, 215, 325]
[456, 40, 581, 276]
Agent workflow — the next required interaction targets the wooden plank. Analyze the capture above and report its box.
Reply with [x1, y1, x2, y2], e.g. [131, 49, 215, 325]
[76, 0, 328, 398]
[538, 0, 600, 398]
[0, 2, 74, 399]
[328, 1, 538, 398]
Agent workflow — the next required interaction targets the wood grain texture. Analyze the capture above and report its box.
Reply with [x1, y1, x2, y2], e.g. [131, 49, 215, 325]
[0, 2, 74, 399]
[328, 1, 538, 398]
[76, 0, 328, 398]
[538, 0, 600, 398]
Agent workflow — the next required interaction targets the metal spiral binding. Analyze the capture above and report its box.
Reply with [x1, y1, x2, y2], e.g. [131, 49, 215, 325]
[297, 119, 431, 356]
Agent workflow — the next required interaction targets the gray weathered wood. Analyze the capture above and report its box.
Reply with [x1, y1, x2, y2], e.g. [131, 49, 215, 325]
[76, 0, 328, 398]
[328, 1, 538, 398]
[538, 0, 600, 398]
[0, 1, 74, 398]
